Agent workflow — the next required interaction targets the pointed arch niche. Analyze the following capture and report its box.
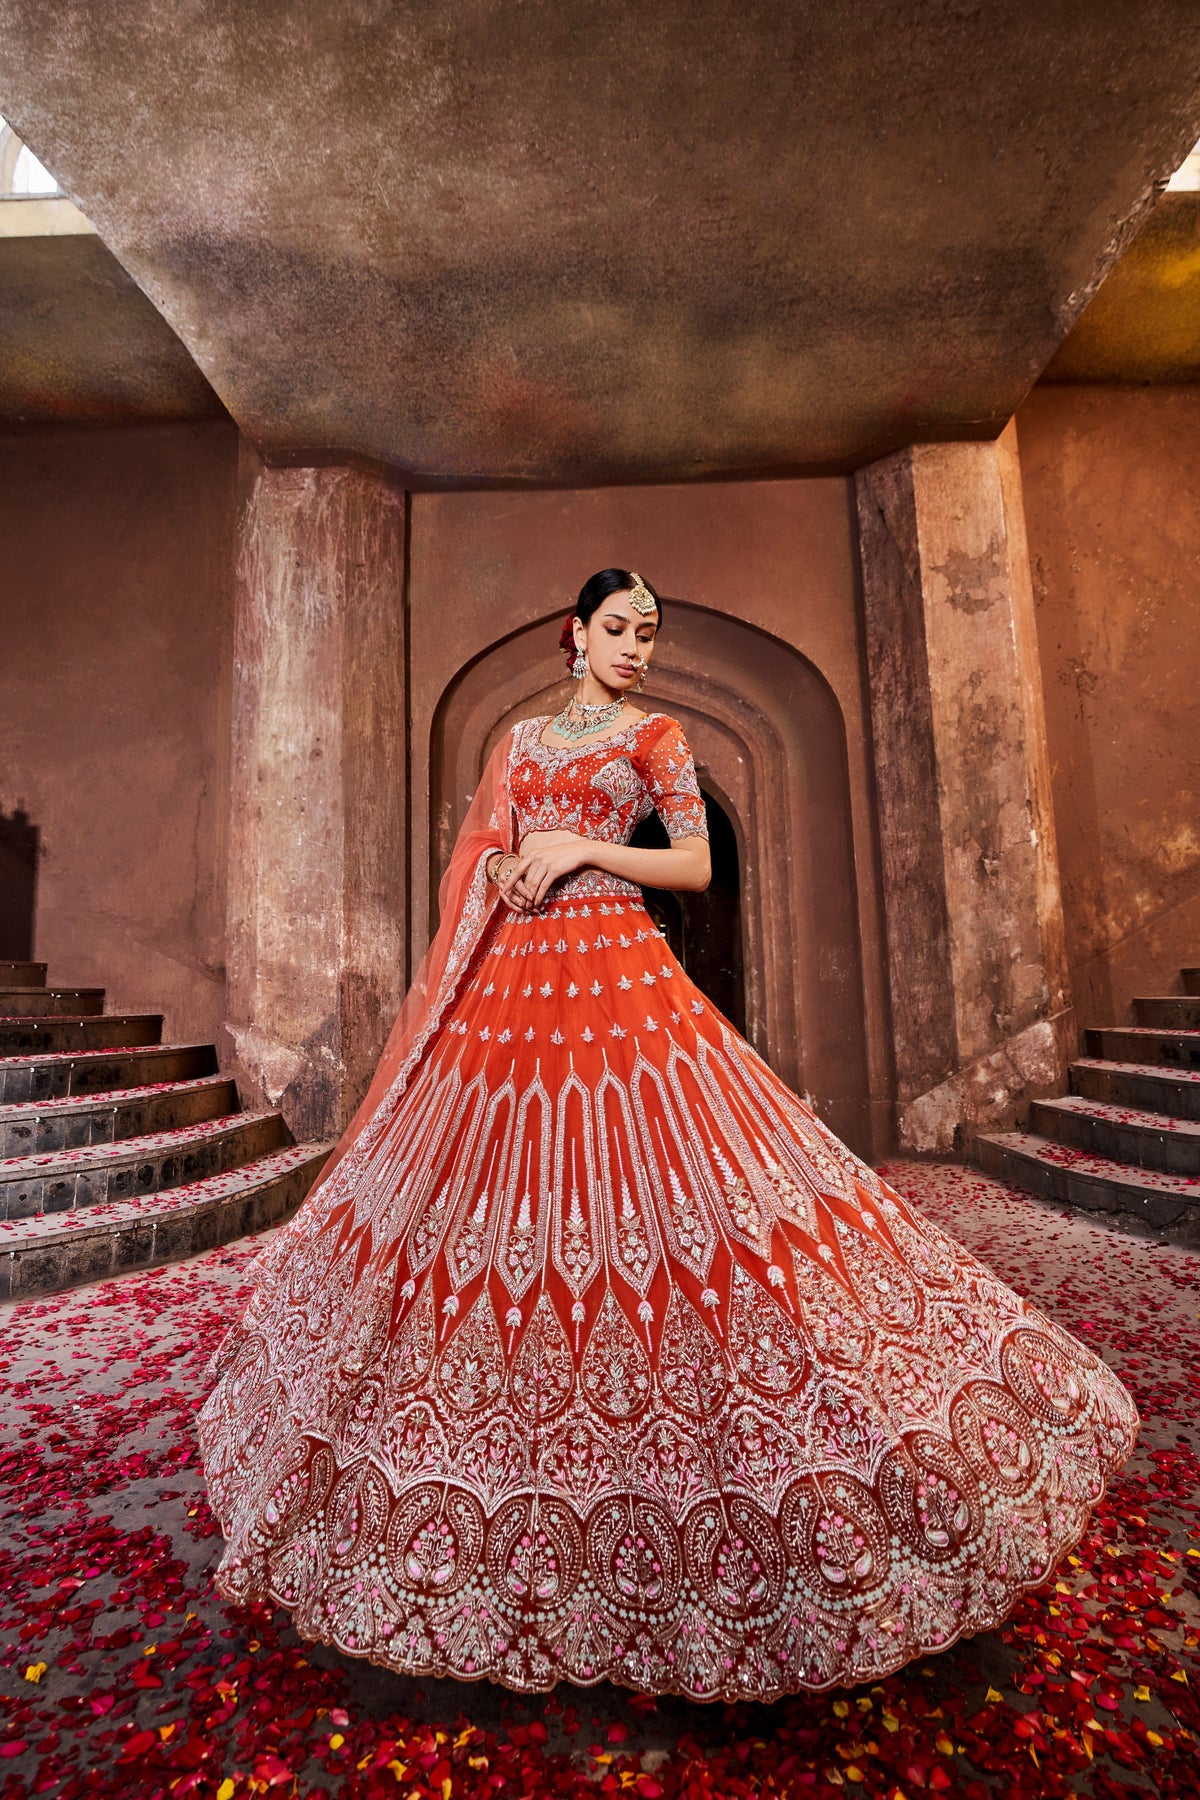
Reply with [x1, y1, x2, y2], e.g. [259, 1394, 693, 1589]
[420, 600, 872, 1154]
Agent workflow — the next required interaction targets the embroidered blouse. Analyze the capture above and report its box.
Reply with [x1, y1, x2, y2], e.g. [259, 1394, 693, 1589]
[507, 711, 708, 904]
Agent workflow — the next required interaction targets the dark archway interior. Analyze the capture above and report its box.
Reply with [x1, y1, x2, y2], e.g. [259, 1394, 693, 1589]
[633, 792, 746, 1036]
[0, 806, 38, 959]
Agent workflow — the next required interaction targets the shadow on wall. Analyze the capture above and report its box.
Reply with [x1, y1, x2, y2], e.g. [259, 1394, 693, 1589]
[0, 806, 39, 959]
[424, 598, 874, 1156]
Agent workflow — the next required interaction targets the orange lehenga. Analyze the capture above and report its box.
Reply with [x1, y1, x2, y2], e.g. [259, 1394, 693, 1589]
[197, 710, 1137, 1701]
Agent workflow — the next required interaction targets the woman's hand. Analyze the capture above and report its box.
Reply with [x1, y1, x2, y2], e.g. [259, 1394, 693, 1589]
[487, 852, 530, 914]
[504, 830, 590, 910]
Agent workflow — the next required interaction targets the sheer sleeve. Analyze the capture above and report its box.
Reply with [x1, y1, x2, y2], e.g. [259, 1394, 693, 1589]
[639, 717, 709, 840]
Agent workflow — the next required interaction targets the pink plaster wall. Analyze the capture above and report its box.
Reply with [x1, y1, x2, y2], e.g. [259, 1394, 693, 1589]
[0, 421, 238, 1044]
[1016, 386, 1200, 1028]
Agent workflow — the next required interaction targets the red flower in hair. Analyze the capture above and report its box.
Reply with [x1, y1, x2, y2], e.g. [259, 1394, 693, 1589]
[558, 611, 578, 673]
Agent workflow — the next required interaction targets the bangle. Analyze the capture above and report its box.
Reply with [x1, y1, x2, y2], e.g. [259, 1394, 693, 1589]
[490, 853, 517, 886]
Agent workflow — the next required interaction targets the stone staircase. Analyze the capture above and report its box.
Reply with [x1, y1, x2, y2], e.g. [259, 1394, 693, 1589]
[0, 959, 332, 1301]
[977, 965, 1200, 1249]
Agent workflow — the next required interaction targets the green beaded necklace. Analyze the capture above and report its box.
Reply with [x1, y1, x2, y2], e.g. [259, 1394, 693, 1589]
[549, 694, 628, 742]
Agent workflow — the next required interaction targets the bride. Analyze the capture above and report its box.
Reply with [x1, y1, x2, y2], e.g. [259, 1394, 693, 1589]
[197, 568, 1137, 1702]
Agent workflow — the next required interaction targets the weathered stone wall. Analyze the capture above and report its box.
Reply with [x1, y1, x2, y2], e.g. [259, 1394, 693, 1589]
[224, 453, 409, 1142]
[856, 426, 1072, 1153]
[1015, 383, 1200, 1027]
[7, 402, 1190, 1158]
[0, 419, 237, 1045]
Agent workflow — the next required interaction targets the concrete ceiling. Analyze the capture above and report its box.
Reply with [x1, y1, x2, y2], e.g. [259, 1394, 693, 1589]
[0, 232, 225, 426]
[1, 2, 1199, 486]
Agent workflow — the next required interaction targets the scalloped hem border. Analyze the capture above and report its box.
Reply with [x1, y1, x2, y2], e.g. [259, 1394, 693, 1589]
[204, 1424, 1139, 1706]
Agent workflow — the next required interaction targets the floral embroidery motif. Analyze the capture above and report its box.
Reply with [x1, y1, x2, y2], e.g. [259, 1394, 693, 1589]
[592, 755, 644, 811]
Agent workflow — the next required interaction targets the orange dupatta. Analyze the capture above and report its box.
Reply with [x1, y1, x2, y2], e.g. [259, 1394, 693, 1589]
[312, 724, 518, 1191]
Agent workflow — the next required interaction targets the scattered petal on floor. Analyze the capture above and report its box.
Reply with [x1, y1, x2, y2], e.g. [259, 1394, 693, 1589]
[1, 1159, 1197, 1798]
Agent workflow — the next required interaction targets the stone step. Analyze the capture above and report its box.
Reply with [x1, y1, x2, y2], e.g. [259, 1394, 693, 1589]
[1182, 968, 1200, 997]
[976, 1129, 1200, 1248]
[0, 986, 105, 1019]
[0, 1073, 239, 1157]
[1030, 1094, 1200, 1175]
[0, 1111, 288, 1221]
[1084, 1026, 1200, 1070]
[0, 961, 47, 988]
[0, 1042, 218, 1106]
[0, 1013, 163, 1057]
[0, 1141, 334, 1301]
[1133, 995, 1200, 1030]
[1070, 1056, 1200, 1122]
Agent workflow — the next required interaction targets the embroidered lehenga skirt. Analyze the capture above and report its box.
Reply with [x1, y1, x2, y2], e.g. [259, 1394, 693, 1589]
[197, 712, 1137, 1701]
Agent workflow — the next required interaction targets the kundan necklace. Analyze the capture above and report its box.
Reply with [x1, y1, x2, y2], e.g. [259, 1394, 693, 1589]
[550, 694, 627, 741]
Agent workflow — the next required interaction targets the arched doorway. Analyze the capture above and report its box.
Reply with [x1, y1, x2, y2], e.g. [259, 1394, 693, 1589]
[420, 598, 874, 1156]
[633, 791, 746, 1036]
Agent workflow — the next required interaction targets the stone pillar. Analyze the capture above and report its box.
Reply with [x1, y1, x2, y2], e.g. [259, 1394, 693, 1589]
[855, 422, 1071, 1152]
[224, 453, 409, 1142]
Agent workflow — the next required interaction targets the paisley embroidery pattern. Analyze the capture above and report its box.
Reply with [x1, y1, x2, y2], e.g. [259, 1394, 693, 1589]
[198, 716, 1138, 1703]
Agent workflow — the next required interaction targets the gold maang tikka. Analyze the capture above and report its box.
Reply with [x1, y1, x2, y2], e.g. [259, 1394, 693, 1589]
[627, 572, 656, 615]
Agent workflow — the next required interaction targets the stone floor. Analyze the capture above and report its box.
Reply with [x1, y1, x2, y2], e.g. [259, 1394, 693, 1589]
[1, 1159, 1197, 1799]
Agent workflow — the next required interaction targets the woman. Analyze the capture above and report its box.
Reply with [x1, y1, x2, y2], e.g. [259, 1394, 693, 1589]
[197, 569, 1137, 1703]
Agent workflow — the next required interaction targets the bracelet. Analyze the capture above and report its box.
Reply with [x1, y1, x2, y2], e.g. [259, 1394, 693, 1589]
[489, 853, 518, 886]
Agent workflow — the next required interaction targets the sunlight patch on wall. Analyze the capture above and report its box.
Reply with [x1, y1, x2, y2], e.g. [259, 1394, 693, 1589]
[1, 116, 61, 195]
[1165, 137, 1200, 192]
[0, 115, 94, 235]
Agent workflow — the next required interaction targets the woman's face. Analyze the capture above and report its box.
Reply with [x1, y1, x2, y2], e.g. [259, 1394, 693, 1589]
[575, 591, 658, 690]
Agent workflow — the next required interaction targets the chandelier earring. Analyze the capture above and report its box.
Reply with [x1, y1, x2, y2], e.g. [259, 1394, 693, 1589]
[571, 647, 588, 680]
